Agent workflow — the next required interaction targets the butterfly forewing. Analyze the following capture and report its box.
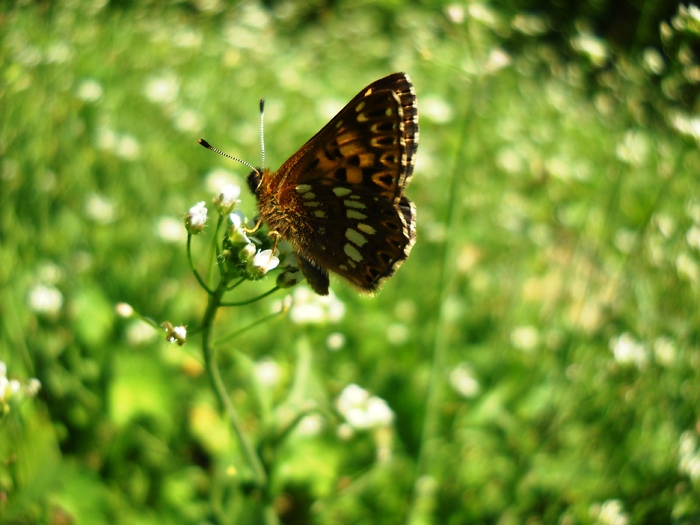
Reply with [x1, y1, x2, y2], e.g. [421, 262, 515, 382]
[253, 72, 418, 295]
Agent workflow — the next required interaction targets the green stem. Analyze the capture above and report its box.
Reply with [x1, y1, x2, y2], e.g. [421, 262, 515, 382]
[200, 282, 268, 489]
[221, 286, 281, 306]
[188, 233, 214, 295]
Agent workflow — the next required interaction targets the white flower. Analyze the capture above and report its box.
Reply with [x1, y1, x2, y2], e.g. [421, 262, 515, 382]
[678, 430, 700, 482]
[571, 31, 609, 66]
[156, 216, 186, 243]
[214, 184, 241, 214]
[239, 243, 256, 262]
[186, 201, 207, 234]
[653, 337, 676, 367]
[511, 325, 540, 352]
[76, 78, 103, 102]
[28, 284, 63, 316]
[248, 249, 280, 277]
[592, 499, 629, 525]
[115, 134, 140, 160]
[336, 384, 394, 430]
[288, 287, 345, 325]
[163, 322, 187, 346]
[84, 193, 116, 224]
[144, 72, 180, 104]
[115, 303, 134, 317]
[326, 332, 346, 351]
[25, 379, 41, 397]
[228, 211, 250, 244]
[687, 225, 700, 250]
[254, 358, 281, 387]
[449, 363, 481, 398]
[609, 333, 648, 368]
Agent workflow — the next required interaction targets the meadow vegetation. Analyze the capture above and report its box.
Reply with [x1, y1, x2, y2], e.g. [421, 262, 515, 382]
[1, 1, 699, 524]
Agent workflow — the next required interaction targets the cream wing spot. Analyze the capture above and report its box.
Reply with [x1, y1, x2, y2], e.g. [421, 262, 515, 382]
[333, 187, 352, 197]
[345, 228, 368, 247]
[344, 244, 363, 263]
[347, 209, 368, 220]
[357, 223, 376, 235]
[344, 199, 367, 209]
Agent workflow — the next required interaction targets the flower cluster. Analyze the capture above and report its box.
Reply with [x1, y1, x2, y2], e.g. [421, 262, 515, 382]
[336, 384, 394, 432]
[185, 184, 302, 290]
[0, 362, 41, 417]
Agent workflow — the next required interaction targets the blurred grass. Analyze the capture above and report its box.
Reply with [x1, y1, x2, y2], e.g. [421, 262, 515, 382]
[2, 1, 700, 524]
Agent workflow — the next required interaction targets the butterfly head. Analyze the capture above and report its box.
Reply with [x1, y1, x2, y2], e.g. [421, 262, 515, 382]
[247, 169, 263, 195]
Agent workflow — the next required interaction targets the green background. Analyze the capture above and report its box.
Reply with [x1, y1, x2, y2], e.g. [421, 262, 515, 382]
[1, 0, 699, 523]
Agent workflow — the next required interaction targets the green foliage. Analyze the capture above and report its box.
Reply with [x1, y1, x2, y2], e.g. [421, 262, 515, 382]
[1, 1, 700, 524]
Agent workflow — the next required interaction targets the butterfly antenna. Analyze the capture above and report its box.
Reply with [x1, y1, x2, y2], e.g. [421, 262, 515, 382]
[259, 98, 266, 171]
[198, 139, 259, 175]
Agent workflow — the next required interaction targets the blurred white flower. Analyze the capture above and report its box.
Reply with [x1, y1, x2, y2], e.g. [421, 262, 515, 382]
[511, 325, 540, 352]
[686, 225, 700, 250]
[421, 96, 453, 123]
[289, 287, 345, 325]
[678, 431, 700, 482]
[445, 4, 465, 24]
[296, 413, 324, 437]
[144, 72, 180, 104]
[156, 216, 187, 243]
[25, 378, 41, 397]
[76, 78, 104, 102]
[591, 499, 629, 525]
[449, 363, 481, 398]
[485, 48, 511, 73]
[669, 112, 700, 143]
[676, 253, 699, 283]
[326, 332, 346, 351]
[115, 302, 134, 317]
[85, 193, 116, 224]
[28, 284, 63, 316]
[174, 108, 204, 133]
[572, 31, 609, 66]
[204, 168, 240, 195]
[609, 333, 648, 368]
[616, 130, 650, 166]
[115, 134, 140, 160]
[46, 41, 73, 64]
[386, 323, 409, 345]
[642, 48, 665, 75]
[254, 358, 281, 387]
[336, 384, 394, 431]
[511, 13, 548, 35]
[653, 337, 677, 367]
[125, 319, 157, 346]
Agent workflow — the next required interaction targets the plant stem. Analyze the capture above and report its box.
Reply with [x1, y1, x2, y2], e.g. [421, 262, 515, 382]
[200, 281, 268, 489]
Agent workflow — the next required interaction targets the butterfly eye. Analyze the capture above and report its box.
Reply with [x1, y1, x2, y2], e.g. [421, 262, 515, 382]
[247, 170, 263, 194]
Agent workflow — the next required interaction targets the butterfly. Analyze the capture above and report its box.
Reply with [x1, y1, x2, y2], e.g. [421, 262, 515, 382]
[203, 72, 418, 295]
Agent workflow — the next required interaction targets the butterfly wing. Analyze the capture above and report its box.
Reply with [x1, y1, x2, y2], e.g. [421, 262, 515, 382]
[256, 73, 418, 295]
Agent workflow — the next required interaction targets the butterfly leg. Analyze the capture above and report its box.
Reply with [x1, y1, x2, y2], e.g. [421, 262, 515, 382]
[245, 217, 264, 234]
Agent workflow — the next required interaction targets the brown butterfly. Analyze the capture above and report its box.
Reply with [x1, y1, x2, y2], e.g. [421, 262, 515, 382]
[202, 72, 418, 295]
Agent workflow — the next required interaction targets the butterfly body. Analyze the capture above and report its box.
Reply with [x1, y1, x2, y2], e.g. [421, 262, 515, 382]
[248, 72, 418, 295]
